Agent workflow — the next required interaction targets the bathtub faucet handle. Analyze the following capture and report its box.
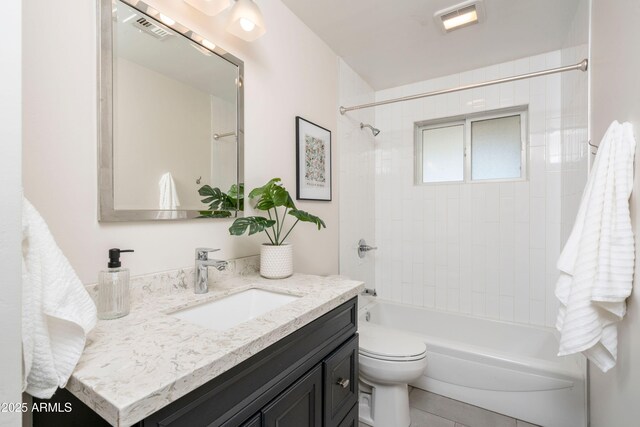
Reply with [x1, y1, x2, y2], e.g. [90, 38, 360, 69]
[358, 239, 378, 258]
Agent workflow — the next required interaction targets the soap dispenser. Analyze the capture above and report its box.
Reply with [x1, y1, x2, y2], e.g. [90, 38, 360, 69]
[98, 248, 134, 320]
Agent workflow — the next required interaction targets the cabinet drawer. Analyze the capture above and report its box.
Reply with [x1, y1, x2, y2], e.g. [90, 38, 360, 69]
[323, 335, 359, 426]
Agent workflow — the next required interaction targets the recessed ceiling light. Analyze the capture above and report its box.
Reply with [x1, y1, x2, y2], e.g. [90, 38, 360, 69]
[434, 0, 485, 33]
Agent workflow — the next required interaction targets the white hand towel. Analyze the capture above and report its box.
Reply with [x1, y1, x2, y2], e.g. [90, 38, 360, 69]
[159, 172, 181, 210]
[555, 121, 636, 372]
[157, 172, 186, 219]
[22, 198, 97, 398]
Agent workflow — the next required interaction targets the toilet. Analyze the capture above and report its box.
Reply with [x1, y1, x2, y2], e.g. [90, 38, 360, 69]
[358, 323, 428, 427]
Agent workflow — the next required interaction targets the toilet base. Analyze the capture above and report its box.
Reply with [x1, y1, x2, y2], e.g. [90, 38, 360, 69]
[358, 382, 411, 427]
[358, 391, 374, 426]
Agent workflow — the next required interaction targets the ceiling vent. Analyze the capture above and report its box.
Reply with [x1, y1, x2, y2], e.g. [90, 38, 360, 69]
[434, 0, 485, 33]
[132, 17, 172, 40]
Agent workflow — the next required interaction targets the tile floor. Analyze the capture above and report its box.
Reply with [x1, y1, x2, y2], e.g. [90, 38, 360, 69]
[359, 389, 540, 427]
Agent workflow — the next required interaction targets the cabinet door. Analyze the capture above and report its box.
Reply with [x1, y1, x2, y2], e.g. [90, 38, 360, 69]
[337, 404, 358, 427]
[241, 413, 262, 427]
[262, 365, 322, 427]
[323, 335, 359, 426]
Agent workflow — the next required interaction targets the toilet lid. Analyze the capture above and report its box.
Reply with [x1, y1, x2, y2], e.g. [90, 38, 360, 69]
[359, 324, 427, 361]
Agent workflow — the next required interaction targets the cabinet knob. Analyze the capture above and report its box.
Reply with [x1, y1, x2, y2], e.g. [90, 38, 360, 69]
[336, 378, 350, 389]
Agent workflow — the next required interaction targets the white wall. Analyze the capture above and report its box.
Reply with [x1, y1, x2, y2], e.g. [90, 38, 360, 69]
[560, 0, 590, 248]
[372, 52, 564, 327]
[589, 0, 640, 425]
[114, 58, 213, 210]
[338, 59, 376, 287]
[0, 0, 22, 425]
[22, 0, 339, 283]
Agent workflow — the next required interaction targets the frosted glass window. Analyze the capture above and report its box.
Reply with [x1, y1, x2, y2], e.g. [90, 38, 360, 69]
[471, 115, 522, 180]
[422, 125, 464, 183]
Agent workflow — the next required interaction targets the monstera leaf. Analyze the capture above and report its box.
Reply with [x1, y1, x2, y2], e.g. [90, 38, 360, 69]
[249, 178, 296, 211]
[227, 183, 244, 211]
[199, 185, 231, 210]
[229, 216, 276, 236]
[289, 209, 326, 230]
[197, 183, 244, 217]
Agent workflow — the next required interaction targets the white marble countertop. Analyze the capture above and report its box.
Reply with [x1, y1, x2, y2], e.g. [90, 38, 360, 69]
[68, 268, 363, 426]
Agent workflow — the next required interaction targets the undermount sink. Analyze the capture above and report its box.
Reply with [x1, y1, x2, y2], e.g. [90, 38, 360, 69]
[171, 288, 300, 331]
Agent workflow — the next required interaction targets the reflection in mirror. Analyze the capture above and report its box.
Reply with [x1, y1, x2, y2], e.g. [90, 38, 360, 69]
[197, 183, 244, 218]
[99, 0, 244, 221]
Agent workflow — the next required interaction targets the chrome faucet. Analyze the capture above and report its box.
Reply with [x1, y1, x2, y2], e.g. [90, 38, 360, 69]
[194, 248, 228, 294]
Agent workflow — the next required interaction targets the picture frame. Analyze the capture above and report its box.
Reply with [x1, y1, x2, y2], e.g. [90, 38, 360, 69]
[296, 116, 332, 201]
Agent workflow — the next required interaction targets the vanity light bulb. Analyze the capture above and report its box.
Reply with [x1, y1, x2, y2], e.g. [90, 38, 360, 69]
[239, 17, 255, 32]
[159, 14, 175, 26]
[202, 39, 216, 50]
[225, 0, 265, 41]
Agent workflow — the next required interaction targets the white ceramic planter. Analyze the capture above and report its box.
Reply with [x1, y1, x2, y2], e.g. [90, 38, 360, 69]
[260, 243, 293, 279]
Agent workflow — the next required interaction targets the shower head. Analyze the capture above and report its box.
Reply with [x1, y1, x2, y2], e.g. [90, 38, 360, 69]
[360, 122, 380, 137]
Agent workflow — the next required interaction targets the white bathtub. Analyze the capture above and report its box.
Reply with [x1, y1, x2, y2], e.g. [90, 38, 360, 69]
[359, 298, 587, 427]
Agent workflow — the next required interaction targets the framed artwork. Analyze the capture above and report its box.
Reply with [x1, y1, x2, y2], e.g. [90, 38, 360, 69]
[296, 116, 332, 201]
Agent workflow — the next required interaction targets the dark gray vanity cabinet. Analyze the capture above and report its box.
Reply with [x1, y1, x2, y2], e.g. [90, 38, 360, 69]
[34, 298, 359, 427]
[262, 365, 323, 427]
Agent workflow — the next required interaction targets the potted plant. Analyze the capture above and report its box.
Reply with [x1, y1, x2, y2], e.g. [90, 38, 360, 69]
[228, 178, 326, 279]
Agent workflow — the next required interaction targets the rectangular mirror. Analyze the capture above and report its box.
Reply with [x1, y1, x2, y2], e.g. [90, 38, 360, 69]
[98, 0, 244, 221]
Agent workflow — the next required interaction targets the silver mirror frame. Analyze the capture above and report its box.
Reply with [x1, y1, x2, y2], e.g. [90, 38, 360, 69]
[97, 0, 244, 221]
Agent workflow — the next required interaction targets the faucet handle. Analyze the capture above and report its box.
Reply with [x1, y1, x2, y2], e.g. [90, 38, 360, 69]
[195, 248, 220, 260]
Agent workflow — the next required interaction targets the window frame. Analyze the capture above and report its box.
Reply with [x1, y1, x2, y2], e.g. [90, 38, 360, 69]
[414, 107, 528, 185]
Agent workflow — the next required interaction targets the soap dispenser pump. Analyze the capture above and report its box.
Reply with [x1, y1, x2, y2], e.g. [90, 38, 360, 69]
[98, 248, 134, 320]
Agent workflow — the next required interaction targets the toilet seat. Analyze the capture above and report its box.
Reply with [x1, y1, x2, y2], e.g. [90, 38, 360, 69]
[359, 324, 427, 362]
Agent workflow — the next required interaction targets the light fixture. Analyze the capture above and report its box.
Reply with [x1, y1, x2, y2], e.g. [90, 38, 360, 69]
[159, 13, 175, 26]
[434, 0, 485, 33]
[183, 0, 230, 17]
[202, 39, 216, 50]
[226, 0, 266, 41]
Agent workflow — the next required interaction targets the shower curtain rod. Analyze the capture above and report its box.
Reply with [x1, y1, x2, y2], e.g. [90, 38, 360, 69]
[213, 131, 236, 140]
[339, 58, 588, 115]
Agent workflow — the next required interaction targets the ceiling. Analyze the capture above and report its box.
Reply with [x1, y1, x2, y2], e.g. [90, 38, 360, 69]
[116, 1, 238, 102]
[281, 0, 583, 90]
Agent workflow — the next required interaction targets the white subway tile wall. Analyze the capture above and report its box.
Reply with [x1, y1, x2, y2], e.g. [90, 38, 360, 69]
[560, 3, 590, 246]
[338, 59, 376, 287]
[373, 51, 567, 327]
[338, 46, 588, 328]
[558, 0, 590, 329]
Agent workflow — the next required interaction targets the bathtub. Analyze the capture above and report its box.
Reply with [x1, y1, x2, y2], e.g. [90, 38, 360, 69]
[359, 298, 587, 427]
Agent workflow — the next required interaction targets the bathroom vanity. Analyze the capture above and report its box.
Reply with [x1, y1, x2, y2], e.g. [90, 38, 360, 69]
[33, 264, 362, 427]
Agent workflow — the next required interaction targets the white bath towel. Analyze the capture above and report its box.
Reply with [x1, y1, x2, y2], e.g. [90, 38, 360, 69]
[159, 172, 181, 210]
[22, 198, 97, 398]
[555, 121, 636, 372]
